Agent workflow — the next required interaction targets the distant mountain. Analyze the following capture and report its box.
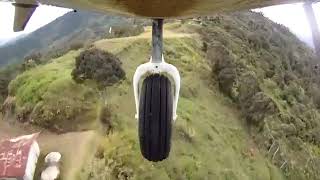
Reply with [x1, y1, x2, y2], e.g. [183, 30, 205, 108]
[0, 37, 12, 46]
[0, 34, 28, 47]
[0, 10, 143, 67]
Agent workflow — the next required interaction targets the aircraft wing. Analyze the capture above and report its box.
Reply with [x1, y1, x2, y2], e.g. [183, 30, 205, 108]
[2, 0, 305, 32]
[11, 3, 38, 32]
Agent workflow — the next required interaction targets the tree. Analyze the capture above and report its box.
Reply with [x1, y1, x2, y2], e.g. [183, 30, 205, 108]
[22, 51, 42, 71]
[0, 64, 21, 103]
[0, 76, 8, 103]
[71, 48, 125, 105]
[304, 1, 320, 57]
[24, 51, 42, 63]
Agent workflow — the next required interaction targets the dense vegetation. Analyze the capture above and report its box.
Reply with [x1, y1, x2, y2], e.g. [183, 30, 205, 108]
[0, 64, 21, 103]
[72, 48, 125, 88]
[196, 12, 320, 179]
[78, 33, 285, 180]
[1, 10, 320, 180]
[6, 51, 99, 132]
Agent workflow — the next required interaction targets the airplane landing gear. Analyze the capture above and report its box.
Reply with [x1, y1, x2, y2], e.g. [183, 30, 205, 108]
[133, 19, 180, 161]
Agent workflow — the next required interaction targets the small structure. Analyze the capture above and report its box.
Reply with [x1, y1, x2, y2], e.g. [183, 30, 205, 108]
[41, 152, 61, 180]
[0, 133, 40, 180]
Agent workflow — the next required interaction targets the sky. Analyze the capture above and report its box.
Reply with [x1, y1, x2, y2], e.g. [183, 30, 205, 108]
[255, 2, 320, 48]
[0, 2, 71, 45]
[0, 2, 319, 47]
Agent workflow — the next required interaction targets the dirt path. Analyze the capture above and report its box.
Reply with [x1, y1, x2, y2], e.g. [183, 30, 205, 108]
[0, 115, 97, 180]
[94, 26, 197, 54]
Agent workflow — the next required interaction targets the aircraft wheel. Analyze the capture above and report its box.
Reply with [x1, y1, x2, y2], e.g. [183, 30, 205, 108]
[139, 74, 173, 162]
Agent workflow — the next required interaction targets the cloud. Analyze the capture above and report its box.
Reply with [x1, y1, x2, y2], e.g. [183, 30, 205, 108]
[255, 2, 320, 48]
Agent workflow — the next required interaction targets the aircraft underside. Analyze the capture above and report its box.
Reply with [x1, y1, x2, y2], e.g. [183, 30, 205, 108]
[0, 0, 309, 33]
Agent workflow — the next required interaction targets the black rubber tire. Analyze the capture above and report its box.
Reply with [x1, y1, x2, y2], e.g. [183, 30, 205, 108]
[139, 74, 173, 162]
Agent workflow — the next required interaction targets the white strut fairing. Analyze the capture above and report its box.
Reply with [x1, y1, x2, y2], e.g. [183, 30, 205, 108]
[133, 55, 180, 121]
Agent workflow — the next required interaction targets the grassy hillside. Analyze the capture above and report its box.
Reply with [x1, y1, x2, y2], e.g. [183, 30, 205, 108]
[4, 24, 284, 179]
[3, 11, 320, 180]
[76, 29, 285, 179]
[7, 51, 99, 132]
[195, 11, 320, 179]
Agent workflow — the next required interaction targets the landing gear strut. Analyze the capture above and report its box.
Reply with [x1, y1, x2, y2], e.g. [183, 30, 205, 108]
[133, 19, 180, 162]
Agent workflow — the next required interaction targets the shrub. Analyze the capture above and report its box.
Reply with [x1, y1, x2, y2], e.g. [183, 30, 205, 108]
[24, 51, 42, 63]
[238, 72, 261, 102]
[30, 86, 97, 133]
[21, 59, 38, 71]
[0, 65, 21, 103]
[307, 84, 320, 109]
[0, 76, 9, 102]
[247, 33, 262, 49]
[99, 105, 113, 134]
[22, 52, 42, 71]
[72, 48, 125, 89]
[243, 92, 278, 126]
[95, 145, 105, 159]
[16, 103, 33, 123]
[207, 44, 239, 98]
[69, 42, 84, 50]
[281, 82, 305, 105]
[209, 44, 235, 71]
[48, 49, 68, 59]
[217, 68, 237, 98]
[1, 96, 16, 120]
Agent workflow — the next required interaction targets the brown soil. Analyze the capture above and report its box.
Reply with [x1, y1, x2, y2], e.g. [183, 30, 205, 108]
[0, 115, 97, 180]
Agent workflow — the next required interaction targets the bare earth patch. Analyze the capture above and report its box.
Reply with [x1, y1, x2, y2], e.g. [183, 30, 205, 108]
[0, 115, 97, 180]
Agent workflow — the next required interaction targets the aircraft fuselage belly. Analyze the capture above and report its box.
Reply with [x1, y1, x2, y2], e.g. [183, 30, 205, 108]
[4, 0, 304, 17]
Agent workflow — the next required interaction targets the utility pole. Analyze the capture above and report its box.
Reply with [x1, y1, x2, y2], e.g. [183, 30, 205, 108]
[304, 1, 320, 57]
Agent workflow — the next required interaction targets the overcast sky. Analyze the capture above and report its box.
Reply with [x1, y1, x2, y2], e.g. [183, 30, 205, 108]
[0, 2, 319, 47]
[255, 3, 320, 48]
[0, 2, 71, 45]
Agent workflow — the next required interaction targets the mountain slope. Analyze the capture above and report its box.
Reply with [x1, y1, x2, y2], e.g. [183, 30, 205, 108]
[2, 11, 320, 180]
[78, 28, 284, 180]
[198, 11, 320, 179]
[76, 14, 320, 179]
[3, 26, 284, 179]
[0, 10, 142, 66]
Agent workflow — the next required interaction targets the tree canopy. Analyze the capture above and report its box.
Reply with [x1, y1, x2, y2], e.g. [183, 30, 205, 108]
[71, 48, 125, 90]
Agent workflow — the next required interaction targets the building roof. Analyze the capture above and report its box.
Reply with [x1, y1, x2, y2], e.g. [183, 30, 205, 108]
[0, 133, 39, 178]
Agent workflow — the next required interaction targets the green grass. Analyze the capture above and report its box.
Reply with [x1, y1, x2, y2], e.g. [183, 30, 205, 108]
[8, 50, 99, 131]
[5, 12, 320, 179]
[76, 33, 284, 180]
[9, 51, 78, 106]
[6, 21, 293, 179]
